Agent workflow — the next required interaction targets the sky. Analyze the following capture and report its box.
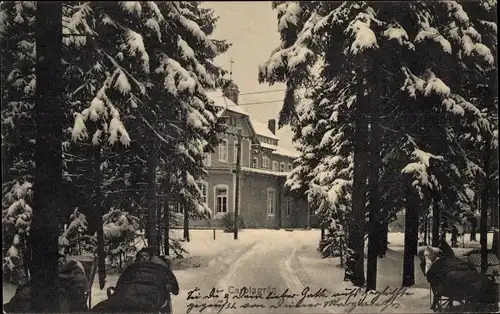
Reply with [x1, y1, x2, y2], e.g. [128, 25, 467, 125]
[201, 1, 297, 152]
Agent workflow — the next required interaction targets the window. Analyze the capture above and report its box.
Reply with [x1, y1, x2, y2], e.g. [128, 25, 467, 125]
[272, 161, 278, 171]
[219, 139, 228, 162]
[267, 188, 276, 216]
[229, 116, 237, 126]
[279, 162, 286, 172]
[198, 181, 208, 205]
[252, 157, 259, 168]
[287, 164, 293, 172]
[214, 185, 228, 214]
[172, 202, 184, 214]
[262, 156, 269, 169]
[286, 197, 291, 215]
[203, 153, 211, 167]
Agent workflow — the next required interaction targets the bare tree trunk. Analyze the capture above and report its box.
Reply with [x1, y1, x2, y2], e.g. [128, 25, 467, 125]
[345, 58, 369, 288]
[366, 58, 382, 291]
[492, 187, 499, 255]
[147, 139, 159, 252]
[470, 216, 478, 241]
[379, 220, 388, 258]
[451, 228, 458, 248]
[157, 194, 163, 254]
[480, 137, 491, 273]
[402, 189, 419, 287]
[423, 217, 428, 245]
[183, 201, 190, 242]
[95, 147, 106, 290]
[432, 200, 440, 247]
[31, 2, 63, 310]
[164, 198, 170, 256]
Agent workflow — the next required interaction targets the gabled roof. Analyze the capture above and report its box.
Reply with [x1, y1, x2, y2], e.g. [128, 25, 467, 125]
[205, 90, 301, 159]
[206, 90, 256, 138]
[250, 119, 280, 140]
[206, 91, 248, 117]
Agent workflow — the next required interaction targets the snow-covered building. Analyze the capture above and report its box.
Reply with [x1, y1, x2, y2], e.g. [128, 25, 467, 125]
[175, 82, 316, 228]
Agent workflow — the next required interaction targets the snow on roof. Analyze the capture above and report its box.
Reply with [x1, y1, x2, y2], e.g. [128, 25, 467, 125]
[251, 119, 280, 140]
[273, 146, 301, 159]
[206, 90, 248, 116]
[241, 167, 289, 177]
[259, 142, 301, 159]
[260, 142, 278, 151]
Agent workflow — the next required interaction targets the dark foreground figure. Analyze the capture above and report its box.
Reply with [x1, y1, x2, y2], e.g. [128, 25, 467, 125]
[3, 257, 88, 313]
[418, 239, 499, 312]
[91, 247, 179, 313]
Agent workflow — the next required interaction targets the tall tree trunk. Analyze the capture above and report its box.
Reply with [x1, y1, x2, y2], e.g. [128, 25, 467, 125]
[402, 189, 420, 287]
[379, 220, 388, 258]
[489, 138, 498, 255]
[31, 2, 63, 311]
[147, 139, 158, 252]
[431, 200, 440, 247]
[307, 204, 311, 229]
[451, 227, 458, 248]
[157, 194, 163, 254]
[423, 217, 428, 245]
[95, 147, 106, 290]
[492, 184, 498, 255]
[480, 136, 491, 273]
[183, 201, 190, 242]
[470, 216, 478, 241]
[366, 58, 382, 292]
[164, 197, 171, 256]
[346, 58, 369, 287]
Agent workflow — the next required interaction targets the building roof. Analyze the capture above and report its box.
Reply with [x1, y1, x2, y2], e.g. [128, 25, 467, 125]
[273, 146, 301, 159]
[206, 90, 248, 117]
[250, 119, 280, 140]
[206, 90, 301, 159]
[259, 142, 301, 159]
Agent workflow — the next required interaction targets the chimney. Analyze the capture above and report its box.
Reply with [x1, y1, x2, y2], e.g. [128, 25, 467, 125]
[223, 81, 239, 105]
[268, 119, 276, 135]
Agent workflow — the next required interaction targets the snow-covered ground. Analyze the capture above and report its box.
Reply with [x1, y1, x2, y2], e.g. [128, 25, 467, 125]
[2, 230, 495, 313]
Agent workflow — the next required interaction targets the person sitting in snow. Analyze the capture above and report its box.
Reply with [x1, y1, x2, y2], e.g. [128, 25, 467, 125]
[91, 247, 179, 313]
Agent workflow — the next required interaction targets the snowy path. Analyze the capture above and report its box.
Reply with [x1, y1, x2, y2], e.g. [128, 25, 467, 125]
[3, 231, 492, 313]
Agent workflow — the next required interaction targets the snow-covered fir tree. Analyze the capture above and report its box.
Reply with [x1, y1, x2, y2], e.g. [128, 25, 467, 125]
[260, 0, 497, 287]
[64, 2, 229, 249]
[2, 1, 230, 276]
[1, 2, 36, 282]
